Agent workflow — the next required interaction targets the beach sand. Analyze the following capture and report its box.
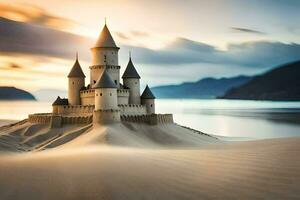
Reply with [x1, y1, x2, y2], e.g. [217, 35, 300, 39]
[0, 121, 299, 199]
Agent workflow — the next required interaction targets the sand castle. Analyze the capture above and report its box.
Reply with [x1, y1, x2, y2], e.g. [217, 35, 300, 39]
[29, 22, 173, 127]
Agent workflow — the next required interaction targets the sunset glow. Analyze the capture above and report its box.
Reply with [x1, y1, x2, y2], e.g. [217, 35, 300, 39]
[1, 0, 300, 91]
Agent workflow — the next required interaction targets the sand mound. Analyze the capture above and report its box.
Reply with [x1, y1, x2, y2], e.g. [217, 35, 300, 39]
[0, 122, 92, 152]
[0, 122, 219, 151]
[62, 123, 220, 149]
[0, 137, 299, 200]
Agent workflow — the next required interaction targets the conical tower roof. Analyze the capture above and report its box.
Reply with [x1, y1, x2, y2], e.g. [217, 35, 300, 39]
[93, 70, 117, 89]
[141, 85, 155, 99]
[93, 24, 118, 48]
[52, 96, 69, 105]
[67, 54, 85, 78]
[122, 57, 141, 79]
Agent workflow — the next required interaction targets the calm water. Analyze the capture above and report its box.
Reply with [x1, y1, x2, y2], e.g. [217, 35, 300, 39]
[0, 99, 300, 139]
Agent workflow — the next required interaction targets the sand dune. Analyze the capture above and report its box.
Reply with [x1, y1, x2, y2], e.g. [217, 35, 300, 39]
[0, 121, 299, 199]
[0, 137, 299, 200]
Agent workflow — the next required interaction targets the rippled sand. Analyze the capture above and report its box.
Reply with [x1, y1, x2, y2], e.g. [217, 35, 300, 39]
[0, 122, 299, 199]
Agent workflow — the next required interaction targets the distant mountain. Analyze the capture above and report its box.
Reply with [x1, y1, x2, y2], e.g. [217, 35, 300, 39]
[0, 87, 36, 100]
[33, 89, 67, 102]
[221, 61, 300, 101]
[151, 76, 252, 99]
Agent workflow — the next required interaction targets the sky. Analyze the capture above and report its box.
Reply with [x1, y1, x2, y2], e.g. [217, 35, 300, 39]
[0, 0, 300, 92]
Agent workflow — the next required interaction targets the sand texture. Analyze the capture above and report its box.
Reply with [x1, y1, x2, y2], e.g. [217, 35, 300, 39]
[0, 121, 299, 199]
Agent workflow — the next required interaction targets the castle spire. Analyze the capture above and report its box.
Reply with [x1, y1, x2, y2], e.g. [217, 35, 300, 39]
[141, 85, 155, 99]
[68, 53, 85, 78]
[93, 21, 119, 49]
[122, 56, 140, 79]
[93, 69, 117, 89]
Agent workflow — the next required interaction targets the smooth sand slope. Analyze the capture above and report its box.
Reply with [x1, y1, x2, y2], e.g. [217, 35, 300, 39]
[0, 121, 299, 200]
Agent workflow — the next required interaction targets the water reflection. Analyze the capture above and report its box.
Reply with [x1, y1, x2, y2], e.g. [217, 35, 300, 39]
[156, 99, 300, 139]
[0, 99, 300, 139]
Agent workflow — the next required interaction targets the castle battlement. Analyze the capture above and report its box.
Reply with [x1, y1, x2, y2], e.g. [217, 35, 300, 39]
[80, 89, 95, 94]
[117, 89, 129, 93]
[89, 65, 121, 70]
[121, 114, 173, 125]
[118, 104, 144, 107]
[28, 112, 173, 127]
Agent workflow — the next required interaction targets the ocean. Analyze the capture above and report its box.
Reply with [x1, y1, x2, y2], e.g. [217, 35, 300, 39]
[1, 99, 300, 139]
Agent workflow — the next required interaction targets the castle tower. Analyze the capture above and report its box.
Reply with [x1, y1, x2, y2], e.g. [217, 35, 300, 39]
[141, 85, 156, 114]
[68, 54, 85, 105]
[93, 69, 120, 124]
[122, 56, 141, 104]
[90, 22, 120, 88]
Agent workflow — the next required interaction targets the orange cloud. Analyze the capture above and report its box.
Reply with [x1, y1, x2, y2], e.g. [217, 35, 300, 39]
[0, 3, 76, 31]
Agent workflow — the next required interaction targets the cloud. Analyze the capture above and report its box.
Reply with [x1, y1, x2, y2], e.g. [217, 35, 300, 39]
[0, 17, 93, 60]
[115, 32, 130, 41]
[230, 27, 266, 35]
[1, 17, 300, 72]
[0, 3, 76, 31]
[226, 41, 300, 67]
[130, 31, 149, 37]
[122, 38, 300, 69]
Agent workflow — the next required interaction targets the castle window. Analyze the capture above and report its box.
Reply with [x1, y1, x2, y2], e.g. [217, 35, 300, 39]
[110, 93, 112, 96]
[100, 93, 102, 96]
[72, 81, 74, 85]
[114, 80, 117, 85]
[151, 104, 153, 107]
[94, 80, 96, 84]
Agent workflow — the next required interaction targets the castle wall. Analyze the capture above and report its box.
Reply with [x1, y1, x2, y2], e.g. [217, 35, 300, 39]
[28, 113, 93, 126]
[93, 110, 120, 124]
[68, 77, 85, 105]
[119, 104, 147, 115]
[80, 88, 130, 106]
[117, 89, 129, 105]
[55, 105, 94, 115]
[28, 113, 52, 124]
[120, 114, 173, 125]
[52, 105, 58, 114]
[141, 98, 155, 114]
[123, 78, 141, 104]
[53, 102, 149, 116]
[95, 88, 118, 110]
[29, 113, 173, 126]
[50, 115, 62, 128]
[80, 89, 95, 106]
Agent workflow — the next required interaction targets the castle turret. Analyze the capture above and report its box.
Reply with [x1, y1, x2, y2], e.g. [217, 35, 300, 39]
[93, 70, 120, 124]
[141, 85, 155, 114]
[122, 56, 141, 104]
[90, 23, 120, 88]
[52, 96, 68, 114]
[68, 54, 85, 105]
